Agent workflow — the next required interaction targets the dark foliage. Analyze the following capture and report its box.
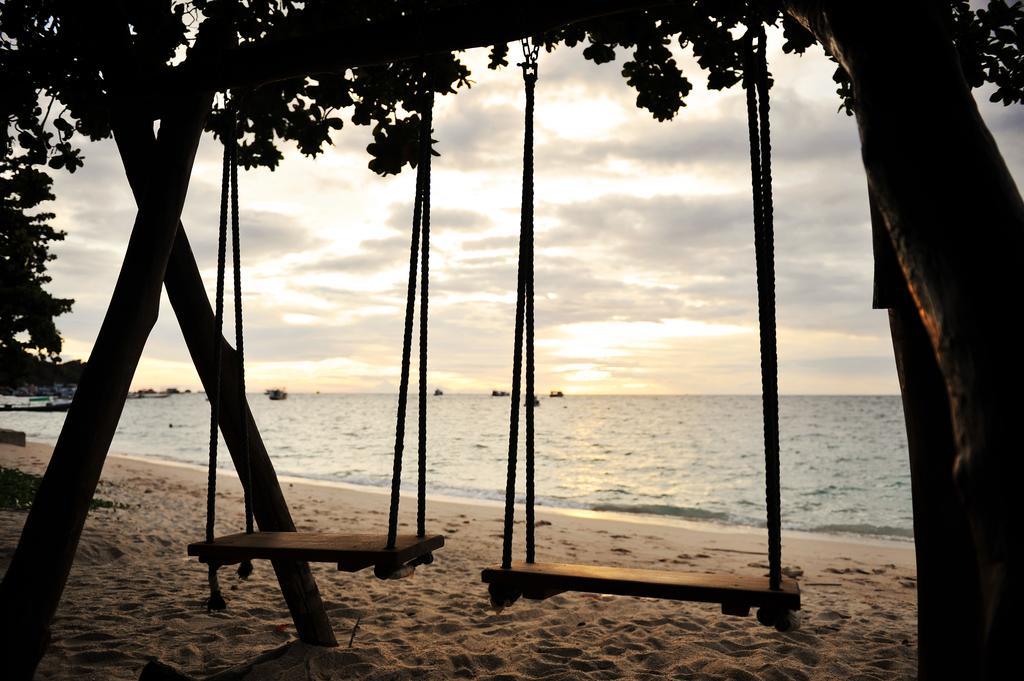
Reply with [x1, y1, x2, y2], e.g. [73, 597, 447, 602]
[0, 358, 84, 390]
[1, 0, 1022, 186]
[0, 159, 74, 385]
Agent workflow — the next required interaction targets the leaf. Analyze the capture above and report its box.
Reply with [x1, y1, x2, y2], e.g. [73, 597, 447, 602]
[583, 42, 617, 65]
[53, 118, 73, 135]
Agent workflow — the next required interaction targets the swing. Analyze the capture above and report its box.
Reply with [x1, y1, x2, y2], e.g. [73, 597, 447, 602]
[188, 93, 443, 609]
[481, 26, 800, 630]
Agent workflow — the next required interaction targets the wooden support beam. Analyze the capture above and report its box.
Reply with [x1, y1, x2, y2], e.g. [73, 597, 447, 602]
[150, 0, 670, 98]
[0, 92, 214, 681]
[110, 117, 338, 648]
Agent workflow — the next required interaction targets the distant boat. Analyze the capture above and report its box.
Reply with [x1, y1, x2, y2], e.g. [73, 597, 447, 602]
[527, 395, 540, 407]
[1, 398, 71, 413]
[129, 390, 171, 399]
[434, 388, 444, 396]
[549, 390, 564, 398]
[266, 388, 288, 401]
[492, 390, 509, 397]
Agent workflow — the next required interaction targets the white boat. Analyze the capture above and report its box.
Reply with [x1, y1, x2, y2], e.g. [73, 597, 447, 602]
[1, 397, 72, 412]
[266, 388, 288, 401]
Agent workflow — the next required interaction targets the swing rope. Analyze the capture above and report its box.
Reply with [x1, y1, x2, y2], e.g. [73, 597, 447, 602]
[387, 86, 435, 550]
[523, 44, 538, 567]
[230, 106, 256, 581]
[744, 21, 783, 592]
[417, 96, 434, 540]
[501, 37, 540, 571]
[204, 103, 246, 610]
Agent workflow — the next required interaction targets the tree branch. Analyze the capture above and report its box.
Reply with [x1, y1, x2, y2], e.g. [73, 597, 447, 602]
[150, 0, 672, 98]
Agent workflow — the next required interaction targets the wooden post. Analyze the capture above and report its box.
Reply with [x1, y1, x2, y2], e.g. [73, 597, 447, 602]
[0, 95, 213, 679]
[111, 116, 337, 648]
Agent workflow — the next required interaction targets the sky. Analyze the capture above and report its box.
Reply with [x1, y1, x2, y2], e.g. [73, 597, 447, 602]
[45, 31, 1024, 395]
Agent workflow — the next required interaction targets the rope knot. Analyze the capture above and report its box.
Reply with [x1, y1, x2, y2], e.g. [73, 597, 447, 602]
[237, 558, 254, 580]
[207, 564, 227, 611]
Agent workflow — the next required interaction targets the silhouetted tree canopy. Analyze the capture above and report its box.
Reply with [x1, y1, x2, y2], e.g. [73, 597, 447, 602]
[2, 1, 1022, 177]
[0, 160, 74, 386]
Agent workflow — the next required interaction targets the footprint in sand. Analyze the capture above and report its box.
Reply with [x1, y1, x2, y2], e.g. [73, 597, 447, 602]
[818, 609, 852, 621]
[825, 566, 872, 575]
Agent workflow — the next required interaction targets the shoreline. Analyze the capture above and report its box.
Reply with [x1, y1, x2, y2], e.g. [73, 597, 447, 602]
[112, 449, 915, 549]
[90, 441, 911, 547]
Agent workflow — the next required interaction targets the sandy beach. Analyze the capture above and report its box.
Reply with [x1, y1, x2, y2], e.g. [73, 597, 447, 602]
[1, 441, 917, 679]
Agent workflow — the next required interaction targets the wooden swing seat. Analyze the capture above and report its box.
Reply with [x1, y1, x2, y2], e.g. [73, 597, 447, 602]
[188, 532, 444, 574]
[482, 561, 800, 615]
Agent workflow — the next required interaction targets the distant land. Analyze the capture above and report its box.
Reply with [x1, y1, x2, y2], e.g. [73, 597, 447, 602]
[0, 359, 85, 393]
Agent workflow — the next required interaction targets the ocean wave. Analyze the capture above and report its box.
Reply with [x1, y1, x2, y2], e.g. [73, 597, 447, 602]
[806, 523, 914, 539]
[591, 503, 730, 522]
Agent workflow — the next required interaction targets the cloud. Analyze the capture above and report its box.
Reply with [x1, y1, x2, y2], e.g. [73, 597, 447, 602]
[385, 202, 494, 233]
[459, 234, 519, 251]
[305, 235, 411, 275]
[38, 38, 1023, 395]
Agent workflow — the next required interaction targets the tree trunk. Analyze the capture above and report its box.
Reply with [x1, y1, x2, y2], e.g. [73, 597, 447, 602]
[881, 192, 983, 677]
[787, 2, 1024, 677]
[0, 93, 213, 680]
[889, 292, 985, 677]
[110, 116, 337, 648]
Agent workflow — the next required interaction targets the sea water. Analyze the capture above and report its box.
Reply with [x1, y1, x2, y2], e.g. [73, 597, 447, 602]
[0, 394, 913, 540]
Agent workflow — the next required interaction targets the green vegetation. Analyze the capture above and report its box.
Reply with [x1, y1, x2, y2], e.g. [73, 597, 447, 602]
[0, 467, 127, 511]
